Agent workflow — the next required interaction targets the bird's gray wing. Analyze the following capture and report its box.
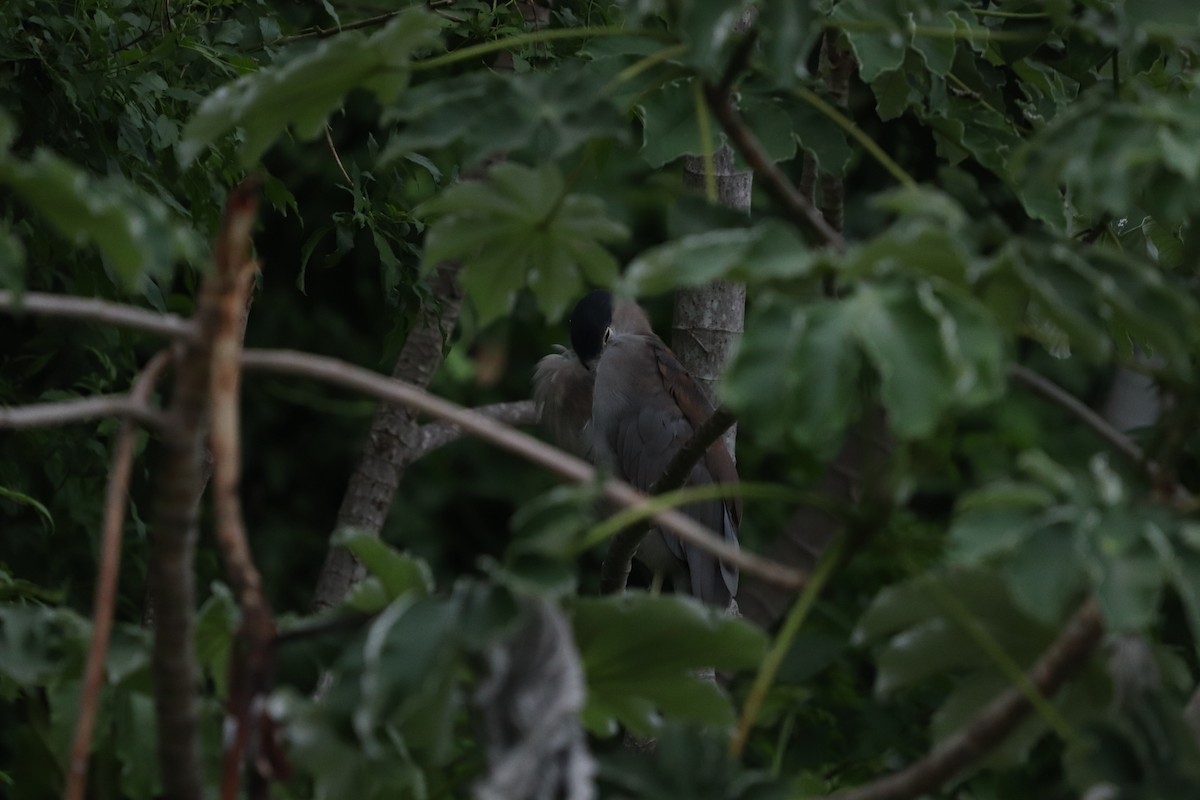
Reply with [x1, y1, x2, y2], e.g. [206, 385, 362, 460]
[648, 340, 741, 605]
[532, 349, 594, 459]
[595, 334, 739, 607]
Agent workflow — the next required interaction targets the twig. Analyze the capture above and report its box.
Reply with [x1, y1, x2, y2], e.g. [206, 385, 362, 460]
[0, 394, 163, 430]
[826, 599, 1104, 800]
[599, 406, 739, 594]
[324, 125, 354, 187]
[65, 350, 172, 800]
[0, 291, 197, 341]
[240, 349, 805, 589]
[732, 532, 850, 758]
[273, 611, 374, 645]
[1008, 365, 1149, 469]
[413, 400, 538, 461]
[703, 82, 846, 252]
[271, 11, 405, 46]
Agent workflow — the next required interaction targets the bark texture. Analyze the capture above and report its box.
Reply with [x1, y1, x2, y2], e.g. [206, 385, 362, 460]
[311, 260, 464, 611]
[677, 146, 750, 458]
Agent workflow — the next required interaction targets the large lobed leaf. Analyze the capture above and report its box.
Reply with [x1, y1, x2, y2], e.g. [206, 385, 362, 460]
[0, 113, 202, 290]
[179, 8, 441, 166]
[418, 162, 628, 324]
[570, 593, 766, 737]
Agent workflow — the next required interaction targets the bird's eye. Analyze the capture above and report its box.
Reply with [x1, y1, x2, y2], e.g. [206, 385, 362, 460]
[602, 326, 613, 345]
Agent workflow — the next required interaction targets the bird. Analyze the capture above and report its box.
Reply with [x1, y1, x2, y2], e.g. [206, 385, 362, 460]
[533, 290, 740, 608]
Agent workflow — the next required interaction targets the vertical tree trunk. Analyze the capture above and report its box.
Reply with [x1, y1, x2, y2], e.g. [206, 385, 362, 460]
[310, 261, 464, 611]
[677, 147, 750, 458]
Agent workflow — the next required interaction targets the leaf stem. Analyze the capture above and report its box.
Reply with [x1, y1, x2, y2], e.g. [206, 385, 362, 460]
[692, 78, 718, 202]
[412, 26, 645, 72]
[796, 86, 916, 189]
[731, 533, 849, 758]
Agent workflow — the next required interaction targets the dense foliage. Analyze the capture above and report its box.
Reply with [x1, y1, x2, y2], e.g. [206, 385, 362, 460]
[3, 1, 1200, 798]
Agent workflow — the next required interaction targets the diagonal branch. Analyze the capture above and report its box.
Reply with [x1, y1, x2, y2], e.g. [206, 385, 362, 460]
[599, 406, 739, 595]
[0, 394, 164, 430]
[826, 599, 1104, 800]
[0, 290, 197, 340]
[65, 350, 173, 800]
[240, 348, 804, 590]
[703, 82, 846, 252]
[413, 400, 538, 462]
[1008, 364, 1148, 469]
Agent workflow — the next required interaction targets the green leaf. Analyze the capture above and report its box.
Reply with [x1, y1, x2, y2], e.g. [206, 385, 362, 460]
[333, 528, 433, 601]
[0, 224, 25, 291]
[180, 8, 441, 165]
[0, 485, 54, 534]
[113, 688, 161, 800]
[724, 295, 863, 451]
[757, 0, 821, 89]
[831, 0, 910, 82]
[0, 605, 88, 687]
[381, 64, 627, 169]
[621, 220, 813, 296]
[194, 583, 238, 697]
[0, 151, 201, 289]
[570, 594, 766, 736]
[639, 78, 725, 169]
[419, 162, 627, 324]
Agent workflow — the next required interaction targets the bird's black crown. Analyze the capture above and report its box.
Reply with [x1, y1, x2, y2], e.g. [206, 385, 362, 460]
[569, 289, 612, 365]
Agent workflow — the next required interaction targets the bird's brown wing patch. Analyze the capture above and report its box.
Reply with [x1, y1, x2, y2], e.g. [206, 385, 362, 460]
[650, 339, 743, 527]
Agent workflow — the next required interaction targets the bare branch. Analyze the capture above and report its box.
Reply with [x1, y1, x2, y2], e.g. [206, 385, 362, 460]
[0, 290, 197, 341]
[414, 400, 538, 461]
[702, 83, 846, 252]
[0, 394, 163, 430]
[826, 599, 1104, 800]
[599, 407, 739, 595]
[149, 180, 264, 800]
[198, 181, 283, 800]
[325, 125, 354, 187]
[1008, 365, 1150, 469]
[66, 350, 172, 800]
[241, 348, 805, 590]
[272, 11, 406, 45]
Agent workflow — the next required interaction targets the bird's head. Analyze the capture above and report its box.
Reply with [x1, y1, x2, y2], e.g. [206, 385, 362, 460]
[568, 289, 614, 368]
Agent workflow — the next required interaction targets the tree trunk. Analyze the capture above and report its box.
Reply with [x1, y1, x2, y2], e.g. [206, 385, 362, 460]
[677, 147, 750, 458]
[310, 260, 464, 611]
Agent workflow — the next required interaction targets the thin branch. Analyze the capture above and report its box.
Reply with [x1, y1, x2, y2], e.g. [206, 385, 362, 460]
[703, 82, 846, 252]
[826, 599, 1104, 800]
[324, 125, 354, 187]
[0, 394, 164, 430]
[0, 291, 197, 341]
[65, 350, 172, 800]
[240, 349, 805, 590]
[413, 400, 538, 461]
[1008, 365, 1149, 468]
[599, 406, 739, 595]
[271, 11, 405, 46]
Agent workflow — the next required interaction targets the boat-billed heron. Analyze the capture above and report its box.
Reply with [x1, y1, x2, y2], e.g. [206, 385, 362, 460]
[533, 290, 740, 608]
